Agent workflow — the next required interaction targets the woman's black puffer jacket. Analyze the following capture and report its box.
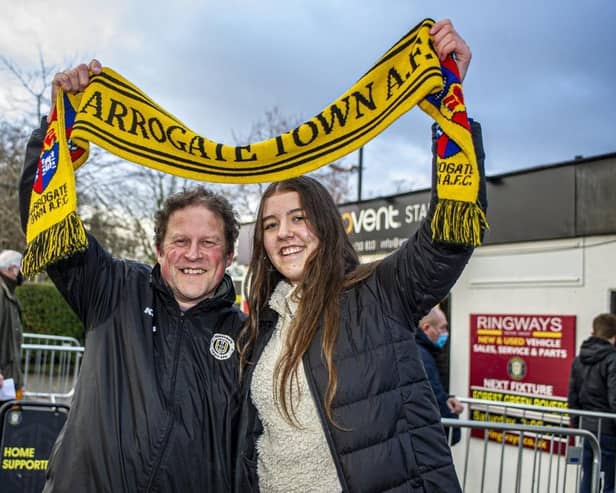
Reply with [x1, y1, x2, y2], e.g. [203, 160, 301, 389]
[238, 122, 486, 493]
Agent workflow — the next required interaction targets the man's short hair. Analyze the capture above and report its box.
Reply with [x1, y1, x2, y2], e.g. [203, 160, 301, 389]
[420, 305, 446, 328]
[592, 313, 616, 340]
[0, 250, 23, 271]
[153, 186, 240, 257]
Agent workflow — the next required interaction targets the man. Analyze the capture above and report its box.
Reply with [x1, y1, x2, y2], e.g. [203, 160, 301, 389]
[416, 305, 464, 445]
[19, 61, 245, 492]
[0, 249, 25, 404]
[568, 313, 616, 493]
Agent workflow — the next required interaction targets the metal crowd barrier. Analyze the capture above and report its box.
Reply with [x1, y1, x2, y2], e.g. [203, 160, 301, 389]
[21, 333, 84, 403]
[17, 334, 616, 491]
[441, 396, 616, 493]
[443, 418, 599, 493]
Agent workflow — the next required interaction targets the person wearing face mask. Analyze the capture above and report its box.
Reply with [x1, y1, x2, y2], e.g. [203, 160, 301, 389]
[417, 305, 464, 446]
[0, 249, 25, 404]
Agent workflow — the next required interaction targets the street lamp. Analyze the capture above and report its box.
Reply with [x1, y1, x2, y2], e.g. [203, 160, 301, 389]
[357, 146, 363, 201]
[329, 145, 364, 202]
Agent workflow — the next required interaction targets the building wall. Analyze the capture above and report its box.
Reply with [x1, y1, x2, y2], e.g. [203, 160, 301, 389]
[450, 234, 616, 400]
[448, 235, 616, 492]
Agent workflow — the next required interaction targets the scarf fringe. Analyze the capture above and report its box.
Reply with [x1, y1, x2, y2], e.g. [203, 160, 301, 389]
[431, 199, 489, 247]
[22, 212, 88, 276]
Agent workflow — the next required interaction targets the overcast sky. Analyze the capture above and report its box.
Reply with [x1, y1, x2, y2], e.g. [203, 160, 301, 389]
[2, 0, 615, 199]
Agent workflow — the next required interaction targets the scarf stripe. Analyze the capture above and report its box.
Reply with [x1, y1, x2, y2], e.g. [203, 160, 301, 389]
[69, 74, 444, 180]
[71, 68, 442, 178]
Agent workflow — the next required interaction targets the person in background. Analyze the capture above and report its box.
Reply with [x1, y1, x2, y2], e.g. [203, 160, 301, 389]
[0, 249, 25, 404]
[568, 313, 616, 493]
[236, 19, 486, 492]
[19, 61, 245, 492]
[417, 305, 464, 445]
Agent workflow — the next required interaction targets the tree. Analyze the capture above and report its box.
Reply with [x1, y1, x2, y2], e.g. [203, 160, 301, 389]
[0, 118, 29, 251]
[0, 52, 59, 126]
[76, 160, 198, 264]
[0, 54, 168, 263]
[228, 107, 355, 220]
[2, 55, 356, 266]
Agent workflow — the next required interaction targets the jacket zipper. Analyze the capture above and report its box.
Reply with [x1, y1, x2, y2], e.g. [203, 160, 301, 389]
[302, 351, 349, 492]
[143, 312, 185, 492]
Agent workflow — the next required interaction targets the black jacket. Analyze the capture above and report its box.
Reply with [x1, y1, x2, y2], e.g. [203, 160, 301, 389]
[416, 329, 461, 445]
[239, 122, 486, 493]
[0, 273, 24, 391]
[21, 123, 245, 492]
[568, 336, 616, 435]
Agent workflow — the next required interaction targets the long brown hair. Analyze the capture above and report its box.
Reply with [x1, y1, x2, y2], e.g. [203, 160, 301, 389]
[238, 176, 377, 426]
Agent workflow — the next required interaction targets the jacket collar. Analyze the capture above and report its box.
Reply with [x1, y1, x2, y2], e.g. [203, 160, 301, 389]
[0, 274, 18, 301]
[415, 326, 439, 354]
[150, 264, 236, 312]
[0, 272, 17, 293]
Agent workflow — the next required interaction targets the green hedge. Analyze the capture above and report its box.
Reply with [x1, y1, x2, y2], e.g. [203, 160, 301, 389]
[16, 282, 84, 342]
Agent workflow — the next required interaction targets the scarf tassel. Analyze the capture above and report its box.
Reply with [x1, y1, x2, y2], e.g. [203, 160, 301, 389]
[22, 212, 88, 276]
[431, 199, 488, 247]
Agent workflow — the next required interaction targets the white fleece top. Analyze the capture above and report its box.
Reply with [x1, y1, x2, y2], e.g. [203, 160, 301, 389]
[250, 280, 341, 492]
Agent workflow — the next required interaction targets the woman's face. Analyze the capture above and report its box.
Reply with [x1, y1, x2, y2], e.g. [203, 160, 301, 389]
[261, 191, 319, 284]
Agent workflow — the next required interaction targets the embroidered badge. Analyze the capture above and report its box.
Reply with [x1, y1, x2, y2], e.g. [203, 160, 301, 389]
[209, 333, 235, 360]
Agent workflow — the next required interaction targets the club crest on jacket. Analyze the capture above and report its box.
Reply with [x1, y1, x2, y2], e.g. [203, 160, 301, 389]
[210, 333, 235, 360]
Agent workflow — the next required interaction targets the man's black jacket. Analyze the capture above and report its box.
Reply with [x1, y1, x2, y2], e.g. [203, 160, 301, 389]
[568, 336, 616, 435]
[21, 121, 245, 492]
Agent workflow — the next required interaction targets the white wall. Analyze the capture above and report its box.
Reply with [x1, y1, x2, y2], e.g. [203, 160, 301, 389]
[448, 234, 616, 491]
[450, 235, 616, 398]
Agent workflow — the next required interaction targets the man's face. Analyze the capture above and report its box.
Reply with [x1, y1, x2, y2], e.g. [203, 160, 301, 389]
[0, 264, 19, 280]
[157, 205, 232, 311]
[422, 310, 449, 343]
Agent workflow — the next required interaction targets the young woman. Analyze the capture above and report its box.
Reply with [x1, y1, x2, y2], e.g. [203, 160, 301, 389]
[237, 19, 485, 493]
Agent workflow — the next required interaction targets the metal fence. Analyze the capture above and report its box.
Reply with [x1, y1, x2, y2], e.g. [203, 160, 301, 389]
[443, 396, 616, 493]
[21, 333, 84, 403]
[17, 335, 616, 491]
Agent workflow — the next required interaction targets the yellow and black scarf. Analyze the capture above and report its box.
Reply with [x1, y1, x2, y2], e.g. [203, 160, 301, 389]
[22, 18, 487, 276]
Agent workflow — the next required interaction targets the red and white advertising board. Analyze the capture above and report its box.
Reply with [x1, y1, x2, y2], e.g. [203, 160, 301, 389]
[468, 313, 577, 450]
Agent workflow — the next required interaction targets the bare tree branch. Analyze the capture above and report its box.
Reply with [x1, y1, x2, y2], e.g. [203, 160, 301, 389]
[1, 54, 356, 263]
[0, 119, 29, 250]
[0, 50, 58, 123]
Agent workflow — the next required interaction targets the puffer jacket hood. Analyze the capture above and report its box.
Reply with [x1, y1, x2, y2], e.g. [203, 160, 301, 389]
[568, 336, 616, 435]
[579, 336, 616, 366]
